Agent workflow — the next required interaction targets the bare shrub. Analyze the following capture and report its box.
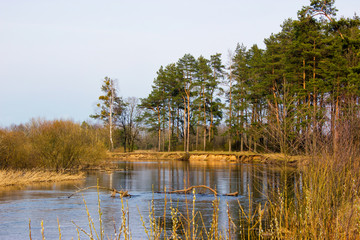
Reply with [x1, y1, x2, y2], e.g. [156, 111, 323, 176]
[28, 119, 106, 170]
[267, 112, 360, 239]
[0, 129, 37, 168]
[0, 119, 106, 170]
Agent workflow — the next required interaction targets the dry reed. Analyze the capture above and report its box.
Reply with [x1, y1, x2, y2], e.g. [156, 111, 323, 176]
[0, 169, 84, 187]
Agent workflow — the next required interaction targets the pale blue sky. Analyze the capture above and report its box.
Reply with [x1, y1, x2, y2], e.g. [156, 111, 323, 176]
[0, 0, 359, 127]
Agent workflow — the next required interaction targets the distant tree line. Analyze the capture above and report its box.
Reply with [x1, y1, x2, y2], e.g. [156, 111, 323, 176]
[91, 1, 360, 154]
[137, 0, 360, 154]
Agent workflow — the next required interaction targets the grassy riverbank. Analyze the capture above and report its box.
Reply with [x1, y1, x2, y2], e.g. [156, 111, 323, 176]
[0, 169, 85, 187]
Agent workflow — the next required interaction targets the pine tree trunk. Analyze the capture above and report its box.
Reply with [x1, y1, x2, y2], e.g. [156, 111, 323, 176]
[196, 124, 199, 151]
[183, 98, 187, 152]
[162, 114, 165, 152]
[157, 107, 161, 152]
[240, 104, 244, 152]
[177, 108, 180, 142]
[109, 81, 114, 151]
[203, 85, 207, 151]
[313, 89, 317, 154]
[302, 58, 307, 154]
[334, 95, 339, 155]
[168, 104, 172, 152]
[196, 105, 201, 151]
[251, 105, 255, 152]
[228, 62, 233, 152]
[187, 93, 190, 153]
[312, 50, 317, 154]
[209, 93, 213, 143]
[123, 124, 127, 153]
[210, 111, 213, 143]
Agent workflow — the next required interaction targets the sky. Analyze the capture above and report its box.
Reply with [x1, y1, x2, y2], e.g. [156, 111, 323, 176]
[1, 0, 359, 127]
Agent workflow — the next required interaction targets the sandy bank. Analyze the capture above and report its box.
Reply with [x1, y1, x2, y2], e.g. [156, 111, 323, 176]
[109, 151, 299, 164]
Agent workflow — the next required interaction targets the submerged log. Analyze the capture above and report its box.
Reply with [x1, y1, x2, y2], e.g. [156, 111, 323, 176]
[225, 191, 239, 196]
[167, 185, 239, 197]
[168, 185, 218, 195]
[68, 186, 130, 198]
[68, 185, 237, 198]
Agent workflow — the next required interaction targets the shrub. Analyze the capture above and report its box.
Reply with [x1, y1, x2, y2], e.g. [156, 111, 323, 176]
[28, 119, 106, 170]
[0, 129, 36, 168]
[0, 119, 106, 170]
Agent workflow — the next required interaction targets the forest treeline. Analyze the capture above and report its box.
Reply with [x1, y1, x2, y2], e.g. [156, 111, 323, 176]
[121, 1, 359, 154]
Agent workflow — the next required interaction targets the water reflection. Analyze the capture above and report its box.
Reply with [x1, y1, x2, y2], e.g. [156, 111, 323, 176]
[0, 160, 295, 239]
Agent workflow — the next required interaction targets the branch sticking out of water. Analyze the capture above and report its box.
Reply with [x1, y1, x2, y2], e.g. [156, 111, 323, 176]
[67, 186, 130, 198]
[167, 185, 238, 196]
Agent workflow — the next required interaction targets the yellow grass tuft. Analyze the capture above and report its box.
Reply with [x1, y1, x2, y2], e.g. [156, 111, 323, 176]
[0, 169, 85, 187]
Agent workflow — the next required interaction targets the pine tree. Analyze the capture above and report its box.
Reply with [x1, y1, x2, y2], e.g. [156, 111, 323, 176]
[139, 67, 167, 152]
[195, 55, 212, 151]
[232, 43, 249, 151]
[177, 54, 197, 152]
[208, 53, 225, 146]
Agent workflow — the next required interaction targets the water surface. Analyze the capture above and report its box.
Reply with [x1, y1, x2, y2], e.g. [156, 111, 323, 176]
[0, 160, 295, 239]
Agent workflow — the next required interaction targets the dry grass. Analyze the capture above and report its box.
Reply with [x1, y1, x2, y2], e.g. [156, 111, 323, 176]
[67, 185, 264, 240]
[0, 169, 85, 187]
[262, 153, 307, 163]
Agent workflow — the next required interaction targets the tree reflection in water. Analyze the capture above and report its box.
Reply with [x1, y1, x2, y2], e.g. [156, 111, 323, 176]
[0, 160, 295, 240]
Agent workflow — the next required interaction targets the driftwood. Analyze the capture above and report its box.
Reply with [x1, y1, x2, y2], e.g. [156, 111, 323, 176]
[168, 185, 218, 195]
[68, 185, 238, 198]
[68, 186, 130, 198]
[167, 185, 238, 197]
[225, 191, 239, 196]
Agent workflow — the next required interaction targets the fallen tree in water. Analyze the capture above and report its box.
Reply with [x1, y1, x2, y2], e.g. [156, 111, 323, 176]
[68, 186, 130, 198]
[165, 185, 238, 196]
[68, 185, 238, 198]
[168, 185, 218, 195]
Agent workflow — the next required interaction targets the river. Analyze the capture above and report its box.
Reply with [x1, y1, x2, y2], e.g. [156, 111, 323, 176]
[0, 160, 295, 239]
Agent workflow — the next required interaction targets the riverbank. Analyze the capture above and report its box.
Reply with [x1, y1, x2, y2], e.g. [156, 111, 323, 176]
[0, 169, 85, 187]
[109, 151, 303, 165]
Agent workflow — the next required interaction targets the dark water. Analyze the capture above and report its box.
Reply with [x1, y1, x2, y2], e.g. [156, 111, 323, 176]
[0, 160, 295, 239]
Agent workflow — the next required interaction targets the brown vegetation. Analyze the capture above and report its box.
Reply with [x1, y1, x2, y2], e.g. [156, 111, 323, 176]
[0, 119, 107, 170]
[266, 115, 360, 239]
[0, 169, 85, 187]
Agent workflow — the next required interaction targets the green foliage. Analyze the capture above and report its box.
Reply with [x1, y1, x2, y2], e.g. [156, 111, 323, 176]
[137, 0, 360, 154]
[134, 0, 360, 154]
[139, 53, 225, 152]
